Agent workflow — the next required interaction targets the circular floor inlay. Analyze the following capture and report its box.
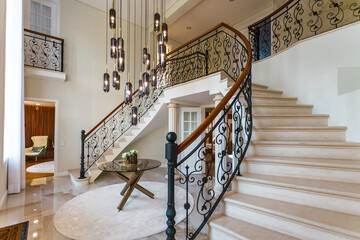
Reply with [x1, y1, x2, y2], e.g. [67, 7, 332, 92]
[54, 182, 193, 240]
[26, 161, 54, 173]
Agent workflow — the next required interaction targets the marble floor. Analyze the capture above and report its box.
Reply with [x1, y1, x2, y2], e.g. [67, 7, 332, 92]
[0, 167, 211, 240]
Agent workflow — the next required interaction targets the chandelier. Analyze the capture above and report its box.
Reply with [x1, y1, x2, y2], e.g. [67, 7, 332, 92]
[103, 0, 168, 126]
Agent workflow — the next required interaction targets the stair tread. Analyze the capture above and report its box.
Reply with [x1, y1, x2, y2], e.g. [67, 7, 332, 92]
[210, 214, 300, 240]
[246, 155, 360, 168]
[225, 193, 360, 236]
[253, 113, 329, 117]
[252, 83, 269, 89]
[253, 126, 347, 131]
[252, 88, 283, 94]
[253, 104, 313, 108]
[238, 173, 360, 198]
[252, 95, 297, 100]
[252, 140, 360, 148]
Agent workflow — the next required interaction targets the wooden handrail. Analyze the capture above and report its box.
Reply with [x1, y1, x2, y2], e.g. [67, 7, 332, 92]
[24, 28, 65, 42]
[177, 23, 252, 154]
[85, 90, 139, 138]
[248, 0, 294, 29]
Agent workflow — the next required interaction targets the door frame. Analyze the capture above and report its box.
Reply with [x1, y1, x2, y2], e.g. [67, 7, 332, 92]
[179, 107, 203, 173]
[24, 97, 59, 175]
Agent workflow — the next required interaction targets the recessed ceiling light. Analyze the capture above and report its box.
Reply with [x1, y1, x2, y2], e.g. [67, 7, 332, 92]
[187, 26, 191, 30]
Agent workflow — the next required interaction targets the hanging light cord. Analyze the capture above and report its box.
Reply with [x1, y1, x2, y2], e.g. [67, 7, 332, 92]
[119, 0, 122, 37]
[106, 0, 108, 69]
[127, 0, 130, 79]
[141, 0, 143, 72]
[133, 0, 136, 85]
[153, 0, 156, 68]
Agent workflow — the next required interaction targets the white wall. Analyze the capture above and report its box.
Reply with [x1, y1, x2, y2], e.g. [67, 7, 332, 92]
[0, 0, 7, 207]
[253, 22, 360, 142]
[123, 123, 169, 165]
[24, 0, 145, 173]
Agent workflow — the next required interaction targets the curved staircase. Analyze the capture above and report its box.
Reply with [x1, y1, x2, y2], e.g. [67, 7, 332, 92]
[208, 83, 360, 240]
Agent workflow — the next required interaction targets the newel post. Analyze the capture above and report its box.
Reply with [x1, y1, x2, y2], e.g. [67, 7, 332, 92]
[79, 130, 86, 179]
[165, 132, 178, 240]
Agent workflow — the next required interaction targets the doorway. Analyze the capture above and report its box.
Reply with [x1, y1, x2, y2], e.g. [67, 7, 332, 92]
[24, 100, 56, 180]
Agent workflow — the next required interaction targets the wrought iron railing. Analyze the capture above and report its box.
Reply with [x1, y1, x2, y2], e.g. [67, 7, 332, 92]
[78, 52, 208, 177]
[24, 28, 64, 72]
[157, 52, 208, 88]
[249, 0, 360, 61]
[165, 23, 252, 240]
[80, 87, 163, 175]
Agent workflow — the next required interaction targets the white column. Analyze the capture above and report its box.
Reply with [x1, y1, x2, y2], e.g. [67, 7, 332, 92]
[213, 94, 226, 194]
[166, 103, 181, 180]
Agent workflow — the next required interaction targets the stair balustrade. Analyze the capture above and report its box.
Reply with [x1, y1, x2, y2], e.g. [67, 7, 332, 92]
[164, 23, 252, 240]
[249, 0, 360, 61]
[24, 28, 64, 72]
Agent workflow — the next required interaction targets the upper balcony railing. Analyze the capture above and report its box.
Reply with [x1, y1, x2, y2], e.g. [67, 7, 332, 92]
[24, 28, 64, 72]
[249, 0, 360, 61]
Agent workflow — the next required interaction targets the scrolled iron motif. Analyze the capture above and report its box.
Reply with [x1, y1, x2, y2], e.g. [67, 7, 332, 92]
[249, 0, 360, 62]
[24, 30, 63, 72]
[327, 0, 344, 28]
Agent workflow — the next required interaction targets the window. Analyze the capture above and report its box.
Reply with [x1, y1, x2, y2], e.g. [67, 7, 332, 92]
[30, 0, 57, 35]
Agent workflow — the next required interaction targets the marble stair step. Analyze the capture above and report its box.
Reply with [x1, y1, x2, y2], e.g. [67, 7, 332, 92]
[253, 113, 329, 127]
[234, 173, 360, 215]
[252, 83, 269, 89]
[252, 126, 347, 141]
[252, 104, 313, 114]
[248, 141, 360, 160]
[224, 193, 360, 240]
[252, 88, 283, 97]
[251, 95, 298, 105]
[244, 154, 360, 183]
[209, 214, 299, 240]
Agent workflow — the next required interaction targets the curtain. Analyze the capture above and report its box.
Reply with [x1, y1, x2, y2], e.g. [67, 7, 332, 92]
[4, 0, 25, 194]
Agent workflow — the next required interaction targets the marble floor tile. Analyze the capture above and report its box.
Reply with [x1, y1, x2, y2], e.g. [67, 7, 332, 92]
[0, 167, 215, 239]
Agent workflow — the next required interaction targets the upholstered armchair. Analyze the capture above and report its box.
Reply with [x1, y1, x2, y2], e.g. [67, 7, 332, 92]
[25, 136, 48, 161]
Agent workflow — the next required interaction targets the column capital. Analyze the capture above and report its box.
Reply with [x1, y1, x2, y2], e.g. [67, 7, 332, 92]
[213, 94, 223, 102]
[167, 103, 178, 109]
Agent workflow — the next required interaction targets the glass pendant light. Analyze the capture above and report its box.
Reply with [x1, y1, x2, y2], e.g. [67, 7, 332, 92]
[131, 100, 138, 126]
[162, 21, 168, 43]
[109, 0, 116, 29]
[142, 72, 150, 96]
[117, 0, 125, 72]
[154, 7, 160, 33]
[112, 65, 120, 90]
[103, 67, 110, 92]
[143, 47, 148, 64]
[138, 78, 144, 98]
[146, 53, 150, 71]
[124, 73, 132, 104]
[159, 43, 166, 68]
[110, 34, 117, 59]
[150, 68, 156, 87]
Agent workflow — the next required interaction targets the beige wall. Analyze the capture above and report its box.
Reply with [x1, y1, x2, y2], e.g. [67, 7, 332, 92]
[0, 0, 7, 206]
[24, 0, 145, 173]
[124, 123, 168, 165]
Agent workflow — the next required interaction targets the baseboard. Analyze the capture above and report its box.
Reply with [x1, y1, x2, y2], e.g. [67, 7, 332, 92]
[54, 171, 69, 177]
[0, 190, 7, 210]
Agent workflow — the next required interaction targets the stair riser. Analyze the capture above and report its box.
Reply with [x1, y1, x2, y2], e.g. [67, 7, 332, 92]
[208, 227, 243, 240]
[233, 181, 360, 216]
[253, 117, 328, 127]
[248, 145, 360, 160]
[252, 130, 346, 141]
[252, 98, 297, 105]
[253, 106, 312, 114]
[252, 89, 282, 97]
[224, 202, 356, 240]
[245, 162, 360, 183]
[89, 169, 102, 183]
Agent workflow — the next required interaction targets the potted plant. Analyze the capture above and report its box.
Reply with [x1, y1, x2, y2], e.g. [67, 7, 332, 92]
[122, 150, 138, 165]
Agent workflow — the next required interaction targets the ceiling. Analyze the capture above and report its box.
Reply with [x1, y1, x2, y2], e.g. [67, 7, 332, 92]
[169, 0, 272, 43]
[77, 0, 272, 43]
[77, 0, 177, 25]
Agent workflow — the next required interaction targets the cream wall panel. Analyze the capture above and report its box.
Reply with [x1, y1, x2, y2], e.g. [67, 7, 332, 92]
[253, 23, 360, 142]
[24, 0, 144, 172]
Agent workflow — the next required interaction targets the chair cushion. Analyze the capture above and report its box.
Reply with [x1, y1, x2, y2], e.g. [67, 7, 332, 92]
[32, 146, 45, 152]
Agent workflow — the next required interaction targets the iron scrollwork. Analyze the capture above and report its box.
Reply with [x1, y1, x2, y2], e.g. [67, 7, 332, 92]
[24, 29, 64, 72]
[248, 0, 360, 62]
